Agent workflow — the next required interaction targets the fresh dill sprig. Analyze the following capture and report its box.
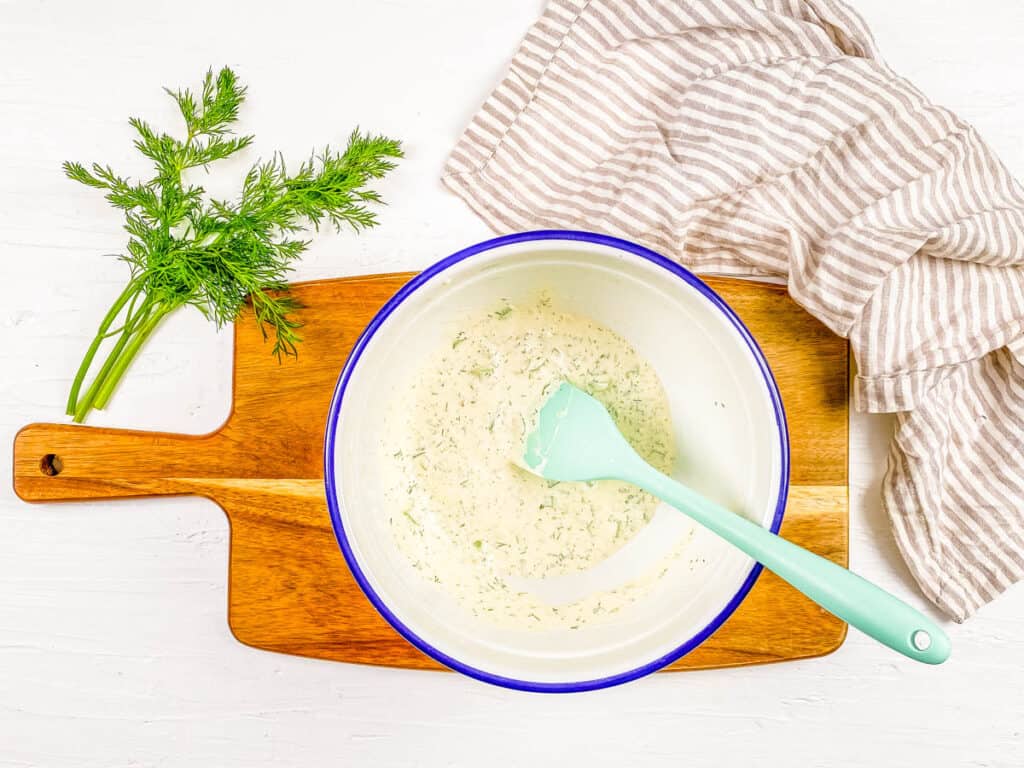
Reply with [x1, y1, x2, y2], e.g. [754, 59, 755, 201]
[62, 67, 402, 423]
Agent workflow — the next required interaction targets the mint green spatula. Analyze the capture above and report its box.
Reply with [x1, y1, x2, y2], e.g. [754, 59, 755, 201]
[524, 382, 951, 665]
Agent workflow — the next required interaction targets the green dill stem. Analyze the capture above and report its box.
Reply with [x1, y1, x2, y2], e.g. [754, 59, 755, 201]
[66, 276, 144, 416]
[92, 306, 169, 411]
[89, 298, 161, 411]
[72, 299, 155, 423]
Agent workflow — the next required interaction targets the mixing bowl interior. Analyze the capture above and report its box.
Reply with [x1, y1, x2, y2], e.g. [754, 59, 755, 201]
[327, 234, 786, 689]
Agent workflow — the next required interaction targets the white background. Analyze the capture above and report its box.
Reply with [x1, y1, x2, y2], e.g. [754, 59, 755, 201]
[2, 1, 1023, 765]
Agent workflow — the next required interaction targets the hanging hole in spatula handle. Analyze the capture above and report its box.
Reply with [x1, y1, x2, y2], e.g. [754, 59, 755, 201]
[13, 422, 217, 503]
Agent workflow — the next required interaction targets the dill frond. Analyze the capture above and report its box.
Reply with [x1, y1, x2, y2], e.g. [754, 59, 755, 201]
[62, 67, 402, 422]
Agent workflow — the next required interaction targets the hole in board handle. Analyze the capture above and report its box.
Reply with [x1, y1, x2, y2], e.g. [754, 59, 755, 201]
[40, 454, 63, 476]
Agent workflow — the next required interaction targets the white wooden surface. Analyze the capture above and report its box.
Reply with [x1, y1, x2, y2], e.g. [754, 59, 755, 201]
[2, 1, 1023, 765]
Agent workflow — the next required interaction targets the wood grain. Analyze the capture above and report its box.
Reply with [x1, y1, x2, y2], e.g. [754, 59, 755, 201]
[12, 274, 848, 671]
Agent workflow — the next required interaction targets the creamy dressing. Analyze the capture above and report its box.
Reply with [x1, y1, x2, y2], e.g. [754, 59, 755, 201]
[381, 295, 680, 629]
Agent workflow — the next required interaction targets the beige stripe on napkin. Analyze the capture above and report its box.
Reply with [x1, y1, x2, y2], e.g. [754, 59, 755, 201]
[442, 0, 1024, 621]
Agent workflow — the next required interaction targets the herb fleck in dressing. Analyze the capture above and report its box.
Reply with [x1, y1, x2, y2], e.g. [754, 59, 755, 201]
[381, 296, 678, 629]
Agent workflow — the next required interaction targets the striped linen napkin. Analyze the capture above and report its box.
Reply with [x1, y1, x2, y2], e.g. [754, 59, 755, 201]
[442, 0, 1024, 621]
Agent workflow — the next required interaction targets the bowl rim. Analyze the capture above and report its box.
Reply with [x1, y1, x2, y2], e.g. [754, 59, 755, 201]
[323, 229, 790, 692]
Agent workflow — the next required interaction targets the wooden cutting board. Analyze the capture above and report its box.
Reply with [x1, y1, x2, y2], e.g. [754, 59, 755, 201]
[13, 274, 848, 671]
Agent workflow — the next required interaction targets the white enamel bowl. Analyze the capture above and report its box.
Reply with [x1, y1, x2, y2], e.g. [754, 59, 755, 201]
[324, 231, 788, 692]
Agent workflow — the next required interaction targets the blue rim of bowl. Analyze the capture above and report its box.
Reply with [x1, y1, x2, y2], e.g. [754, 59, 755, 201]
[323, 229, 790, 693]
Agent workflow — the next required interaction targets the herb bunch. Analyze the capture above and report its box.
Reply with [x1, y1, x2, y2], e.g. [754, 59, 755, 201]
[63, 67, 402, 423]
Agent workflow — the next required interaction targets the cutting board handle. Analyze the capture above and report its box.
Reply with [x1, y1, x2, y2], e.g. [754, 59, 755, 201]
[13, 423, 216, 503]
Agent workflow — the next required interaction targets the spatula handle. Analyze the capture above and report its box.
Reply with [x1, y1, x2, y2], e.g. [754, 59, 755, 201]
[636, 467, 951, 664]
